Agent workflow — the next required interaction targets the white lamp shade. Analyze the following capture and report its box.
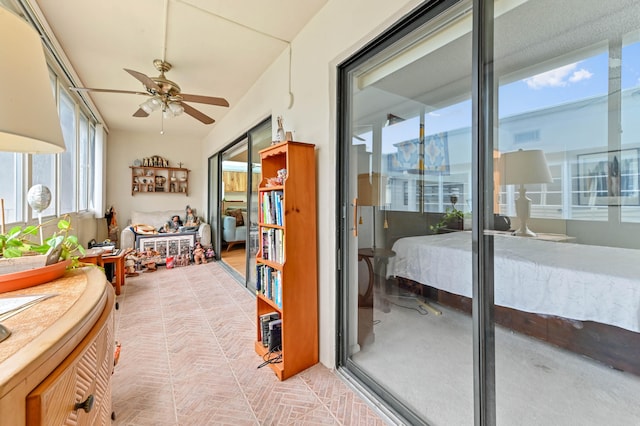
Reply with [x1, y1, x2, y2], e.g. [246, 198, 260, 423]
[501, 149, 552, 185]
[358, 173, 387, 206]
[168, 102, 184, 115]
[0, 8, 65, 153]
[140, 97, 162, 113]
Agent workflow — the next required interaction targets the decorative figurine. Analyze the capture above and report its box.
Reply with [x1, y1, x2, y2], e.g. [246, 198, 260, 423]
[193, 241, 207, 264]
[275, 116, 285, 143]
[184, 205, 200, 227]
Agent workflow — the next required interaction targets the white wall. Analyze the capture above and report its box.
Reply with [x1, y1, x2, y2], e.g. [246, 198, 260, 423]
[106, 129, 206, 233]
[200, 0, 423, 368]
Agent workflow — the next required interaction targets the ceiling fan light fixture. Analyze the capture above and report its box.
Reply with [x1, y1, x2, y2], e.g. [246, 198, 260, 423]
[162, 104, 182, 119]
[168, 102, 184, 116]
[140, 97, 161, 114]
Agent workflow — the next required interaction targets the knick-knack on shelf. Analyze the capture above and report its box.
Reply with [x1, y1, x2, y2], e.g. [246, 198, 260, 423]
[275, 116, 285, 144]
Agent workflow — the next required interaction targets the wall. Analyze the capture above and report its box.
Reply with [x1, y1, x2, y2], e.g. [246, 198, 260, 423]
[106, 129, 207, 234]
[200, 0, 423, 368]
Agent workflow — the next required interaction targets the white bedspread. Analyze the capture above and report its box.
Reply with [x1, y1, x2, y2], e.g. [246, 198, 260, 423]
[387, 232, 640, 332]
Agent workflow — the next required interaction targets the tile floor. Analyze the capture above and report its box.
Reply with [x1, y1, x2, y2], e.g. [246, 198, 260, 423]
[111, 261, 387, 425]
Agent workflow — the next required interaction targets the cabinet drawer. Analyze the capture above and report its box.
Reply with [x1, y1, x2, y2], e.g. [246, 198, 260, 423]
[26, 301, 114, 426]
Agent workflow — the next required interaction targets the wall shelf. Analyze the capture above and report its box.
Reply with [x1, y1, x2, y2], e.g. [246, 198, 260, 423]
[130, 166, 190, 195]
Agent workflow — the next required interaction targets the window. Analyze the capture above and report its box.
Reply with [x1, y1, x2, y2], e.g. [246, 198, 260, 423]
[88, 124, 96, 211]
[0, 152, 23, 223]
[31, 153, 57, 217]
[78, 113, 89, 211]
[0, 11, 102, 227]
[58, 89, 77, 214]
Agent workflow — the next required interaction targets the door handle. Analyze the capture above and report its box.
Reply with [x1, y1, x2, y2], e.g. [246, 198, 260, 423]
[352, 198, 358, 237]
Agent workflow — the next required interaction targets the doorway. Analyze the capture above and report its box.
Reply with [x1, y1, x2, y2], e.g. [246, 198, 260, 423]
[212, 118, 272, 290]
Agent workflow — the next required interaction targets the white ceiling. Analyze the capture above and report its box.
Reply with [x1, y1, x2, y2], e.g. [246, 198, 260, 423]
[27, 0, 328, 139]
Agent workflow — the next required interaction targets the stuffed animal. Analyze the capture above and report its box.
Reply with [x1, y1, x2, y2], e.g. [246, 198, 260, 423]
[184, 205, 200, 227]
[124, 252, 139, 276]
[141, 248, 161, 271]
[193, 242, 207, 264]
[177, 253, 190, 267]
[205, 247, 215, 259]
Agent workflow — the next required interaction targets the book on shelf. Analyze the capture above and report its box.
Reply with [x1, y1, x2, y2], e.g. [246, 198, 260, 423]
[256, 264, 282, 307]
[260, 312, 280, 346]
[268, 319, 282, 351]
[260, 228, 284, 263]
[260, 190, 284, 226]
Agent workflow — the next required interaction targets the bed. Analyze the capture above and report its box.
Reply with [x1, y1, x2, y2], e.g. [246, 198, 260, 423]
[386, 231, 640, 374]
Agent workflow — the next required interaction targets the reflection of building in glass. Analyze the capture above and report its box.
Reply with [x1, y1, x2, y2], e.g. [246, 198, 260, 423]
[380, 88, 640, 219]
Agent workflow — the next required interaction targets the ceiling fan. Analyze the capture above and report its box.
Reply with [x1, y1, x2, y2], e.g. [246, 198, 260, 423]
[70, 59, 229, 125]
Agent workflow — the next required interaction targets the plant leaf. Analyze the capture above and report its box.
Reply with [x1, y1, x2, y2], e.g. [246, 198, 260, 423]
[3, 247, 23, 258]
[22, 225, 39, 236]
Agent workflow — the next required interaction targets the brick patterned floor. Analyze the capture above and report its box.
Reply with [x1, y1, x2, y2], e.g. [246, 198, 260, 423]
[111, 262, 387, 425]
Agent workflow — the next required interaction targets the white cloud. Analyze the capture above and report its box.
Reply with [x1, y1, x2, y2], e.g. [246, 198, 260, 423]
[569, 68, 593, 83]
[525, 63, 593, 89]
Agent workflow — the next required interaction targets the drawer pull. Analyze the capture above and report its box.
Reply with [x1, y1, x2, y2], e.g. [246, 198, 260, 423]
[74, 394, 95, 413]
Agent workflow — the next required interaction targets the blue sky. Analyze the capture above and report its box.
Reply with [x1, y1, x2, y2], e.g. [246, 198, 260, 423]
[361, 41, 640, 154]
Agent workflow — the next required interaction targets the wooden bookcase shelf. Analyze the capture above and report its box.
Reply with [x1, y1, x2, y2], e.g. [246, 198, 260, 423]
[130, 166, 189, 195]
[254, 141, 317, 380]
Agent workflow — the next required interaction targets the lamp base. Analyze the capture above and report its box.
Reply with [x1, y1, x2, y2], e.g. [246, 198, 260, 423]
[514, 185, 536, 237]
[512, 226, 537, 237]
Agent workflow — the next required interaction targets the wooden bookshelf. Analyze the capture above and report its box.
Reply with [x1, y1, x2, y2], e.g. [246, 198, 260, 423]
[254, 141, 318, 380]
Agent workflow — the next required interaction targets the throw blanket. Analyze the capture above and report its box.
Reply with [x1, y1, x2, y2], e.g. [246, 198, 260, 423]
[387, 232, 640, 332]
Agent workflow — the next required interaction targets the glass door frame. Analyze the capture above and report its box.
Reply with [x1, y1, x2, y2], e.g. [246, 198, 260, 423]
[208, 153, 221, 261]
[209, 116, 272, 289]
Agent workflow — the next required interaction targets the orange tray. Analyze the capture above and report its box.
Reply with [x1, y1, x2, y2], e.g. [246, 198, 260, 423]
[0, 260, 71, 293]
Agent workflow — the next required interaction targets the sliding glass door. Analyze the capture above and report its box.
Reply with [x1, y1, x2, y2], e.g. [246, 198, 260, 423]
[212, 118, 272, 290]
[339, 1, 475, 424]
[491, 1, 640, 424]
[247, 120, 273, 289]
[221, 139, 250, 279]
[338, 0, 640, 424]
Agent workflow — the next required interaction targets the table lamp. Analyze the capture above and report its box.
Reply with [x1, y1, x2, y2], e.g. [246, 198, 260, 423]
[0, 7, 65, 154]
[501, 149, 552, 237]
[0, 8, 66, 343]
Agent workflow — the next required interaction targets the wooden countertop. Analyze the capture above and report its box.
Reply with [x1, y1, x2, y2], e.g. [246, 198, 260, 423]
[0, 266, 109, 399]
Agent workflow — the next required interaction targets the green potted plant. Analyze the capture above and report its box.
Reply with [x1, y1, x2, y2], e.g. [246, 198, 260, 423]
[0, 215, 86, 269]
[430, 206, 465, 233]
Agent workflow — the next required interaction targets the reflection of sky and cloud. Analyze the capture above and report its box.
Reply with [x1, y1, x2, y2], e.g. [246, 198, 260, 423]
[356, 42, 640, 156]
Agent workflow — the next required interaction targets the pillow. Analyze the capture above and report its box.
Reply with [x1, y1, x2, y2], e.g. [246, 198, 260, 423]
[228, 209, 244, 227]
[132, 224, 157, 235]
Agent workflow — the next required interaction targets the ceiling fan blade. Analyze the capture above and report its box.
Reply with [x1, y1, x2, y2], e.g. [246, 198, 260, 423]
[180, 93, 229, 107]
[181, 102, 215, 124]
[124, 68, 162, 93]
[133, 108, 149, 117]
[70, 87, 148, 96]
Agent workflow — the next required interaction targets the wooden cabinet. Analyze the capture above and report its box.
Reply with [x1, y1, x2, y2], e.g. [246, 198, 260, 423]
[254, 141, 317, 380]
[26, 296, 113, 425]
[0, 267, 114, 425]
[130, 166, 189, 195]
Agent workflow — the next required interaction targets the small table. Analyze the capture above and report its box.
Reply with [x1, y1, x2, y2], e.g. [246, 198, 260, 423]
[102, 249, 129, 295]
[358, 248, 396, 308]
[81, 248, 104, 267]
[357, 248, 395, 347]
